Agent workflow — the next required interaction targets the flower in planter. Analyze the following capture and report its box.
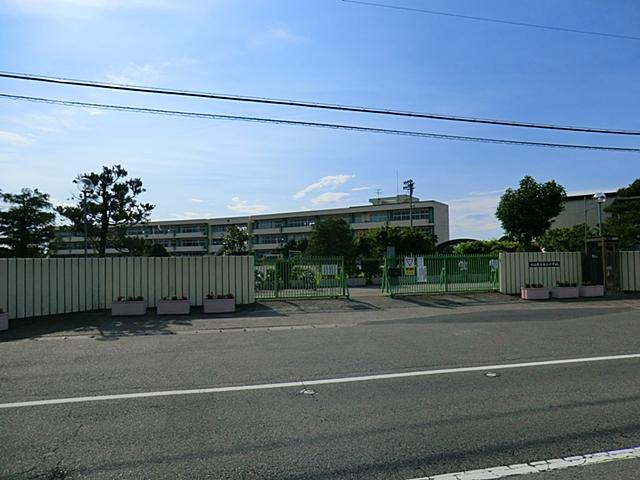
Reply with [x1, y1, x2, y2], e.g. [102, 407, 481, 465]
[225, 293, 234, 299]
[0, 308, 4, 313]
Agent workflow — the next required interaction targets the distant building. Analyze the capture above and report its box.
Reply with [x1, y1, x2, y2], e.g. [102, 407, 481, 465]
[54, 195, 450, 257]
[550, 191, 617, 230]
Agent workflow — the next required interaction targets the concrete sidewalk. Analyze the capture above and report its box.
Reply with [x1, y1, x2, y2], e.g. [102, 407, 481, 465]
[1, 289, 637, 342]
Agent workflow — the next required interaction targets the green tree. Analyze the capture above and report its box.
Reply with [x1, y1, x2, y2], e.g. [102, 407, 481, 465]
[496, 176, 566, 250]
[145, 243, 170, 257]
[353, 225, 436, 258]
[536, 225, 593, 252]
[0, 188, 56, 257]
[57, 165, 154, 257]
[305, 217, 353, 258]
[222, 225, 250, 255]
[605, 179, 640, 248]
[453, 239, 519, 255]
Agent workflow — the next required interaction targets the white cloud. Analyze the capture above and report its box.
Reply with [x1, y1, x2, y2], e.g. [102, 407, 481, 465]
[311, 192, 350, 205]
[250, 26, 308, 48]
[294, 174, 355, 199]
[351, 185, 377, 192]
[190, 198, 204, 203]
[106, 63, 161, 85]
[467, 189, 505, 196]
[0, 131, 32, 146]
[227, 197, 269, 214]
[268, 27, 307, 44]
[446, 193, 503, 240]
[2, 0, 174, 17]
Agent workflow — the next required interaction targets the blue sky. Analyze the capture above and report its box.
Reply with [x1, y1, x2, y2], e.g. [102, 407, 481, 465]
[0, 0, 638, 239]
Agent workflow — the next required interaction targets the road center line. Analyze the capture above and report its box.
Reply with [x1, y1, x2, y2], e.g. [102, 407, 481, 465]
[409, 445, 640, 479]
[2, 353, 640, 409]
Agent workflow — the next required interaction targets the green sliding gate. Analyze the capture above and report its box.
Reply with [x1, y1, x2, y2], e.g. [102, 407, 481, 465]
[382, 254, 499, 296]
[255, 256, 348, 300]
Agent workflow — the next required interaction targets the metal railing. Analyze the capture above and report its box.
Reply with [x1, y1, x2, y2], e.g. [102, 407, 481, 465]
[382, 254, 499, 296]
[255, 256, 348, 300]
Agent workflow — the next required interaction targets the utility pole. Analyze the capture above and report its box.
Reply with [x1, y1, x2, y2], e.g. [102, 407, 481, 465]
[403, 179, 415, 228]
[77, 177, 93, 259]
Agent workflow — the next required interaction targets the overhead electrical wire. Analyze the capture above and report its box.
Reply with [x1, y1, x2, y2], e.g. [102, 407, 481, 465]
[1, 93, 638, 153]
[341, 0, 640, 42]
[0, 71, 638, 136]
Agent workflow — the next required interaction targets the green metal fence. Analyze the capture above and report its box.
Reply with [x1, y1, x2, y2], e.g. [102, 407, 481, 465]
[255, 256, 348, 300]
[382, 254, 499, 296]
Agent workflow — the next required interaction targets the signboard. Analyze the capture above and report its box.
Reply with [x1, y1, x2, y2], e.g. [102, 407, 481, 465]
[404, 257, 416, 276]
[417, 266, 428, 283]
[489, 259, 499, 271]
[529, 261, 560, 268]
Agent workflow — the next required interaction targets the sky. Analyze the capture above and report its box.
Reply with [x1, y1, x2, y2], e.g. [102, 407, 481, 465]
[0, 0, 638, 239]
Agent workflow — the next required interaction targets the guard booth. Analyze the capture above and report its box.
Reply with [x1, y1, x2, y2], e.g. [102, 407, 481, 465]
[584, 237, 620, 291]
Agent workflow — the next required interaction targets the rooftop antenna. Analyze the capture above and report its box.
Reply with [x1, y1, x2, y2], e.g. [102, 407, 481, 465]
[374, 188, 382, 199]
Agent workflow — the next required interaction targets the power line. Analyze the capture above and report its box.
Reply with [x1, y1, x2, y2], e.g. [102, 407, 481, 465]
[0, 71, 638, 136]
[342, 0, 640, 42]
[1, 92, 638, 153]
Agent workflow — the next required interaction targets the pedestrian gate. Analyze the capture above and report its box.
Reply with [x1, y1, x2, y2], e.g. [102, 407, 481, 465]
[382, 254, 499, 296]
[255, 256, 348, 300]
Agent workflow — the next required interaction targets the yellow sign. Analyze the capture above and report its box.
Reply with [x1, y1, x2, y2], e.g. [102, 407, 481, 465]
[405, 267, 416, 276]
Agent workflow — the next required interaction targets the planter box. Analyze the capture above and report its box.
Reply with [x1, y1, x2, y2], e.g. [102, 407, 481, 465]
[552, 286, 580, 299]
[203, 298, 236, 314]
[111, 301, 147, 316]
[579, 285, 605, 297]
[521, 287, 551, 300]
[0, 312, 8, 331]
[347, 278, 366, 287]
[157, 300, 191, 315]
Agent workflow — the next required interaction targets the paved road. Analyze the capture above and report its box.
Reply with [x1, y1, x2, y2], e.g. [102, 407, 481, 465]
[2, 295, 640, 479]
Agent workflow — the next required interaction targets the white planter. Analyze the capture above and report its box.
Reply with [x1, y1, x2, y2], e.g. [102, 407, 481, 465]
[157, 300, 191, 315]
[0, 312, 8, 331]
[579, 285, 605, 297]
[203, 298, 236, 314]
[111, 301, 147, 316]
[347, 278, 366, 287]
[552, 287, 580, 299]
[521, 287, 551, 300]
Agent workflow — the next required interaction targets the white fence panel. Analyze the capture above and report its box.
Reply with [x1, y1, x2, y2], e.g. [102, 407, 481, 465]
[620, 251, 640, 291]
[499, 252, 582, 294]
[0, 256, 255, 320]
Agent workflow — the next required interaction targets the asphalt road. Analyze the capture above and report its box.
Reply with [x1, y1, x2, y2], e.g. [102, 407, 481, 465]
[2, 296, 640, 479]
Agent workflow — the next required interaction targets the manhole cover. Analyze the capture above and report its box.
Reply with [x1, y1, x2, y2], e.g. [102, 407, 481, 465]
[485, 372, 501, 378]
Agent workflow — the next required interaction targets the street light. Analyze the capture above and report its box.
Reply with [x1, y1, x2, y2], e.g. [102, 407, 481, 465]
[594, 192, 606, 236]
[402, 179, 415, 227]
[77, 177, 93, 259]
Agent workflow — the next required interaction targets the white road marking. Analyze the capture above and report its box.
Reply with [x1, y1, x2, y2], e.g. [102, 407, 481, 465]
[1, 353, 640, 409]
[409, 446, 640, 479]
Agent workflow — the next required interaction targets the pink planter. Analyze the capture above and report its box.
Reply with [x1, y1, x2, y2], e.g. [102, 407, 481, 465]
[203, 298, 236, 314]
[552, 287, 580, 299]
[521, 287, 551, 300]
[579, 285, 605, 297]
[0, 312, 8, 331]
[157, 300, 191, 315]
[111, 301, 147, 316]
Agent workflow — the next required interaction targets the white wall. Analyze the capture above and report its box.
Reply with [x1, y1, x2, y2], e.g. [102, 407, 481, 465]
[499, 252, 582, 294]
[620, 251, 640, 291]
[0, 256, 255, 320]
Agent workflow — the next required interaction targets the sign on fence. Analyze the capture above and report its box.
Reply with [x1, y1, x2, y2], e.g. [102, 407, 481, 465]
[529, 261, 561, 268]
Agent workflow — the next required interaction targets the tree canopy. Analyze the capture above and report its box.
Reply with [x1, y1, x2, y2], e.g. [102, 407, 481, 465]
[56, 165, 154, 257]
[605, 179, 640, 249]
[305, 217, 354, 259]
[0, 188, 56, 258]
[353, 225, 436, 258]
[222, 225, 250, 255]
[536, 225, 592, 252]
[452, 239, 519, 255]
[496, 176, 566, 249]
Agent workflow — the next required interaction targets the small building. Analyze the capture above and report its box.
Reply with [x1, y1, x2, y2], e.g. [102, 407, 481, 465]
[550, 191, 617, 231]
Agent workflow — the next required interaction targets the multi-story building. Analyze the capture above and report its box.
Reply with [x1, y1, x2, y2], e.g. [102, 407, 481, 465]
[550, 191, 617, 231]
[54, 195, 449, 257]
